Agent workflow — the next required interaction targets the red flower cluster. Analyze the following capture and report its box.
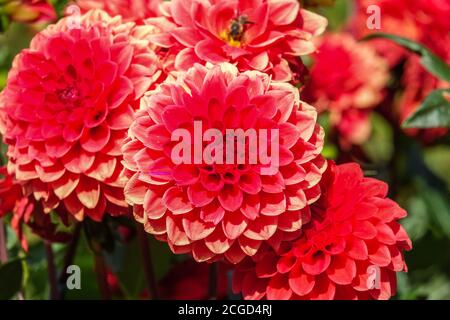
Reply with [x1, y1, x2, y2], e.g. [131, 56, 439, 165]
[145, 0, 327, 81]
[77, 0, 162, 23]
[302, 33, 388, 146]
[1, 10, 163, 221]
[0, 166, 23, 218]
[353, 0, 450, 141]
[233, 161, 412, 300]
[122, 63, 326, 263]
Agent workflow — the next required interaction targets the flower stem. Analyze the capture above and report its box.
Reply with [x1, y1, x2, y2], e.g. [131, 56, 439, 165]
[0, 218, 8, 264]
[44, 240, 61, 300]
[59, 223, 81, 299]
[93, 253, 112, 300]
[135, 222, 159, 300]
[208, 263, 218, 300]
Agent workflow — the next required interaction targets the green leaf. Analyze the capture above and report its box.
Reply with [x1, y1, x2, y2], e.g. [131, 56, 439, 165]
[402, 89, 450, 129]
[424, 146, 450, 190]
[0, 258, 24, 300]
[362, 112, 394, 164]
[362, 33, 450, 82]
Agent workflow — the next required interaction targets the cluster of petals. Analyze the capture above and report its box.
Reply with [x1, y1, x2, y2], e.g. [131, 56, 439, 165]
[122, 63, 326, 263]
[0, 166, 71, 250]
[233, 161, 412, 300]
[77, 0, 163, 23]
[145, 0, 327, 82]
[1, 10, 163, 221]
[302, 33, 389, 146]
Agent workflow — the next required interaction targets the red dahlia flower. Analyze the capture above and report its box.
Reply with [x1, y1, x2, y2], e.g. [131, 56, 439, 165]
[122, 63, 326, 263]
[1, 10, 163, 221]
[233, 161, 412, 300]
[0, 166, 23, 218]
[302, 33, 388, 146]
[145, 0, 327, 81]
[77, 0, 163, 23]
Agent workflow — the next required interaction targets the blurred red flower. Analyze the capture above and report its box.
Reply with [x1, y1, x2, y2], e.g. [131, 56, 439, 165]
[302, 33, 388, 147]
[1, 166, 71, 251]
[159, 260, 229, 299]
[144, 0, 327, 81]
[233, 161, 412, 300]
[76, 0, 163, 23]
[1, 10, 163, 222]
[123, 63, 326, 263]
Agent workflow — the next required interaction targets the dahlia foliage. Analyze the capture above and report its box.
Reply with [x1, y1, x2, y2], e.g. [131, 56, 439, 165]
[4, 0, 450, 301]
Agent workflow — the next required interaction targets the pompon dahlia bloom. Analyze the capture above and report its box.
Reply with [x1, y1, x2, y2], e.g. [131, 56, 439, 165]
[123, 63, 327, 263]
[145, 0, 327, 82]
[302, 33, 388, 146]
[77, 0, 163, 23]
[0, 0, 56, 24]
[1, 10, 163, 221]
[233, 162, 412, 300]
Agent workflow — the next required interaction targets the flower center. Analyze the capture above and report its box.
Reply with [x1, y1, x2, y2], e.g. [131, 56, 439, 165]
[58, 86, 80, 103]
[220, 15, 253, 48]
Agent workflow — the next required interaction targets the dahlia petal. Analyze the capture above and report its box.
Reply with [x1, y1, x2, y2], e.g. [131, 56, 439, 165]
[80, 124, 111, 153]
[173, 164, 199, 186]
[260, 192, 286, 216]
[204, 227, 233, 254]
[238, 236, 261, 256]
[327, 256, 357, 285]
[143, 189, 166, 220]
[222, 211, 248, 240]
[302, 250, 331, 275]
[171, 27, 203, 47]
[240, 194, 260, 220]
[51, 173, 79, 200]
[162, 186, 193, 215]
[108, 104, 135, 130]
[347, 238, 369, 260]
[161, 105, 193, 132]
[124, 173, 147, 205]
[218, 184, 243, 212]
[45, 137, 72, 158]
[353, 220, 377, 239]
[192, 241, 216, 262]
[279, 122, 301, 148]
[75, 177, 100, 209]
[166, 215, 190, 246]
[187, 183, 215, 207]
[244, 215, 277, 240]
[143, 124, 171, 151]
[195, 39, 227, 64]
[200, 201, 225, 225]
[289, 263, 315, 296]
[241, 272, 268, 300]
[368, 242, 391, 267]
[255, 252, 278, 278]
[268, 0, 299, 25]
[308, 275, 336, 300]
[239, 172, 262, 195]
[266, 274, 292, 300]
[182, 211, 215, 241]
